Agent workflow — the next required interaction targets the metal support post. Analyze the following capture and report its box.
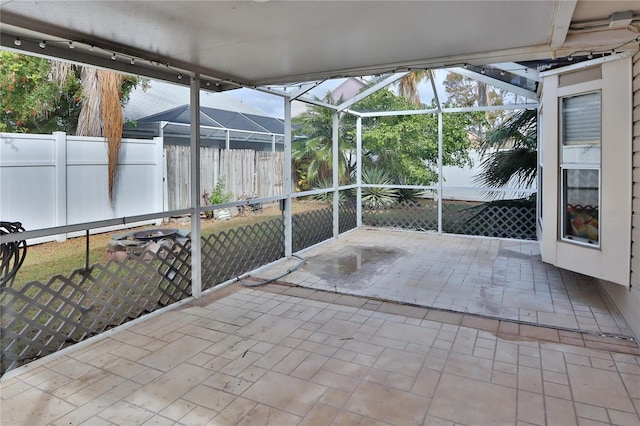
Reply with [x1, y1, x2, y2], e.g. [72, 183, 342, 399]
[356, 117, 362, 227]
[283, 97, 293, 257]
[438, 112, 443, 234]
[190, 76, 202, 298]
[332, 112, 339, 237]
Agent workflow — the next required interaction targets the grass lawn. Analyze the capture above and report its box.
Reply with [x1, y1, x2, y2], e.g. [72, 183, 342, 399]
[9, 200, 327, 288]
[8, 198, 534, 288]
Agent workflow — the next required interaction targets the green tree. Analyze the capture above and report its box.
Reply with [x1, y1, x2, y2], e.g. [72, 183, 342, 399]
[293, 86, 476, 190]
[444, 72, 505, 142]
[0, 52, 137, 134]
[0, 52, 82, 133]
[292, 94, 355, 190]
[475, 108, 537, 190]
[354, 89, 474, 185]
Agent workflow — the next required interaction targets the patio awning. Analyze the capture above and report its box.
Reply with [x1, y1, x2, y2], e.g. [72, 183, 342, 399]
[1, 1, 638, 90]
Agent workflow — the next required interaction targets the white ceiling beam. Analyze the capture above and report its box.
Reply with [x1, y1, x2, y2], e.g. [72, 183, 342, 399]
[491, 62, 540, 81]
[550, 0, 578, 48]
[336, 72, 409, 112]
[447, 67, 538, 100]
[0, 33, 241, 91]
[343, 109, 363, 117]
[539, 51, 633, 77]
[359, 103, 537, 118]
[255, 86, 288, 98]
[294, 96, 339, 111]
[442, 103, 538, 114]
[359, 108, 439, 118]
[288, 81, 325, 101]
[256, 85, 339, 110]
[561, 29, 639, 50]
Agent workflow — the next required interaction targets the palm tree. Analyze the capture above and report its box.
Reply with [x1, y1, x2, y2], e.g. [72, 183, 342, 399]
[50, 62, 127, 200]
[397, 71, 430, 106]
[292, 94, 355, 190]
[475, 108, 537, 190]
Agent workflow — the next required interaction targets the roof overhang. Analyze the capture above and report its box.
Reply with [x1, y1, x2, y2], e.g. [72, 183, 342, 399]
[1, 1, 638, 91]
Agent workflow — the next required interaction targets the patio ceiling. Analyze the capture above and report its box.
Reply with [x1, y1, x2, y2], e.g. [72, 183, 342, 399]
[1, 1, 638, 91]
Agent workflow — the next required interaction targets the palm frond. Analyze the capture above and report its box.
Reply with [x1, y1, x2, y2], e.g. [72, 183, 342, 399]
[48, 61, 73, 88]
[99, 70, 123, 202]
[480, 109, 537, 153]
[475, 147, 537, 188]
[398, 71, 430, 106]
[475, 108, 537, 197]
[76, 67, 102, 136]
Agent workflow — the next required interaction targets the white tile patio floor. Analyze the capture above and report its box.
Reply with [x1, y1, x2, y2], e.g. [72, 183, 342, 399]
[1, 283, 639, 426]
[2, 230, 639, 425]
[255, 229, 633, 338]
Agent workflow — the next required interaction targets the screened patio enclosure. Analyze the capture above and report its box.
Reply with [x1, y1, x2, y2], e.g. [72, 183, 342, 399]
[5, 0, 639, 379]
[0, 64, 546, 375]
[123, 105, 286, 152]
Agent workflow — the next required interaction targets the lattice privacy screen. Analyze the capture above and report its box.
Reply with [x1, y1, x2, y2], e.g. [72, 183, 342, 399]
[1, 242, 191, 374]
[292, 206, 333, 252]
[362, 201, 438, 231]
[363, 201, 536, 240]
[339, 199, 358, 234]
[443, 204, 536, 240]
[201, 218, 284, 291]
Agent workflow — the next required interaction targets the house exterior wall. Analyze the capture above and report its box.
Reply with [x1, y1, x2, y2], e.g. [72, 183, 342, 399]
[596, 52, 640, 340]
[601, 50, 640, 339]
[540, 54, 639, 339]
[541, 58, 632, 286]
[630, 50, 640, 289]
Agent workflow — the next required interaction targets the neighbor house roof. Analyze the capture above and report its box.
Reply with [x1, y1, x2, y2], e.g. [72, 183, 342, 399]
[124, 80, 265, 121]
[136, 106, 284, 135]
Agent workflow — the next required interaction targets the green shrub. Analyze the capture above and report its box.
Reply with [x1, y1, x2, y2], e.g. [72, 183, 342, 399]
[209, 178, 233, 205]
[312, 179, 347, 204]
[202, 178, 233, 218]
[361, 167, 399, 208]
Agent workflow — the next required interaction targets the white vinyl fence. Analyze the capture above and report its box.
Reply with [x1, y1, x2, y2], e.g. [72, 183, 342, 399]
[1, 132, 163, 244]
[1, 133, 286, 244]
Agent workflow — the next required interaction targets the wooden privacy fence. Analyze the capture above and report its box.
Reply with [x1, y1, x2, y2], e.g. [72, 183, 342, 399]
[165, 146, 285, 210]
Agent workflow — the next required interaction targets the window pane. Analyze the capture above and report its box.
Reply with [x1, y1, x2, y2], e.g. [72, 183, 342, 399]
[561, 92, 600, 165]
[563, 169, 599, 244]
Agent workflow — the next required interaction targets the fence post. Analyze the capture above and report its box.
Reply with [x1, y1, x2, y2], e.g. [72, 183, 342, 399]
[53, 132, 67, 242]
[154, 137, 164, 225]
[160, 122, 169, 215]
